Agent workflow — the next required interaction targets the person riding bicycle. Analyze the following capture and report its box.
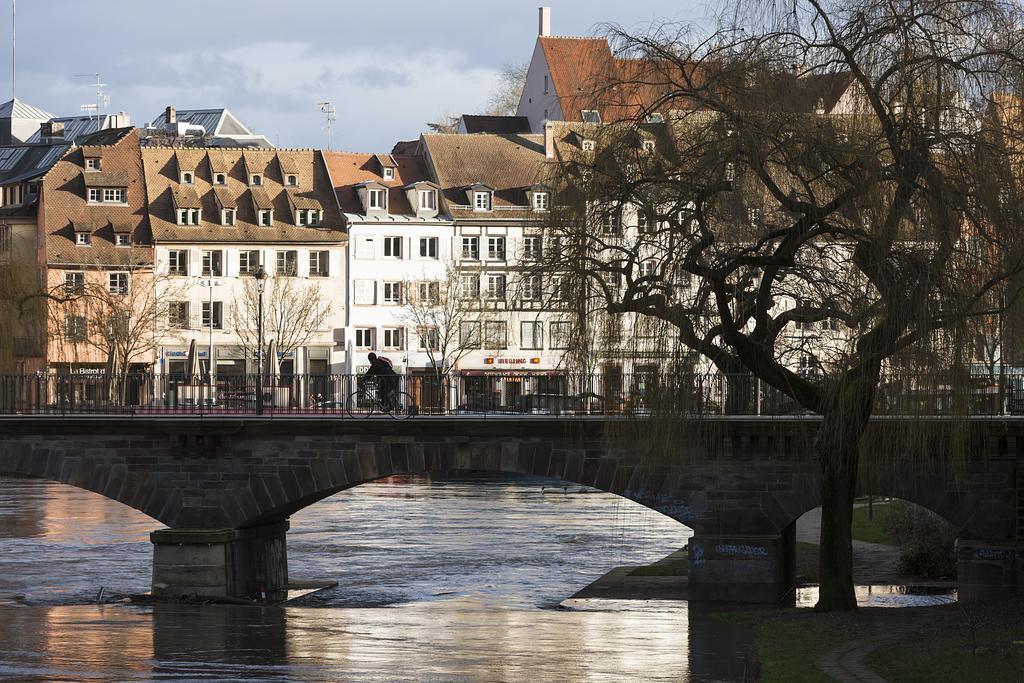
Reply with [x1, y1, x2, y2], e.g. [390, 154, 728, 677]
[363, 352, 399, 411]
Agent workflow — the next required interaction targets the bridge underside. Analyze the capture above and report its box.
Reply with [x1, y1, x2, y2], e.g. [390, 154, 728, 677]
[0, 416, 1019, 603]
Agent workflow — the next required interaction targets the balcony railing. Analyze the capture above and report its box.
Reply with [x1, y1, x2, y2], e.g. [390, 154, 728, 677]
[0, 371, 1018, 417]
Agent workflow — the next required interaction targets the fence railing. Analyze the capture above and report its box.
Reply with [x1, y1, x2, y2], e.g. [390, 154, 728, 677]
[0, 371, 1020, 417]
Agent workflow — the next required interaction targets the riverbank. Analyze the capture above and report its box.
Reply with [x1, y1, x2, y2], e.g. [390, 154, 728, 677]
[568, 548, 690, 600]
[721, 595, 1024, 681]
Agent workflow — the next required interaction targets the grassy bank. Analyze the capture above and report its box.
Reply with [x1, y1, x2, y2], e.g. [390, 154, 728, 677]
[851, 501, 894, 545]
[716, 609, 870, 682]
[870, 624, 1024, 681]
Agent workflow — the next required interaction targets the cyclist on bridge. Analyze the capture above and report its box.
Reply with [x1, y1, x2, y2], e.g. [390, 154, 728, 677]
[363, 352, 399, 411]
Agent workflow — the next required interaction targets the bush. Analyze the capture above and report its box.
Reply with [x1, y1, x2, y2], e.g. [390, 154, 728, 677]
[882, 500, 956, 578]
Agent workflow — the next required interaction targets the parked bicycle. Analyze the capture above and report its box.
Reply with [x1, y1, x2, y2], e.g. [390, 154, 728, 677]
[345, 380, 416, 420]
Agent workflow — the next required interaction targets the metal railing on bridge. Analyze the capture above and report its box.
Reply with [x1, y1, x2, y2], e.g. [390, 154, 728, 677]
[0, 371, 1020, 417]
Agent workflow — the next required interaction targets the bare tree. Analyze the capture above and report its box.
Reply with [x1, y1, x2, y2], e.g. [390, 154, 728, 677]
[231, 277, 332, 373]
[48, 266, 185, 402]
[484, 61, 529, 117]
[400, 264, 482, 411]
[426, 60, 529, 131]
[544, 0, 1024, 610]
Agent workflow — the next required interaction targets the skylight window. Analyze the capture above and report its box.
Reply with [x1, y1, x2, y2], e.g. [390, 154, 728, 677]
[581, 110, 602, 124]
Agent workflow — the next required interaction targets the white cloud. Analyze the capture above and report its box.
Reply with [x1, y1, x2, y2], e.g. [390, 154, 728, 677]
[118, 41, 501, 150]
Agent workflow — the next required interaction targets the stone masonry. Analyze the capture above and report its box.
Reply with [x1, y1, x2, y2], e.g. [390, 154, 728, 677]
[0, 416, 1018, 602]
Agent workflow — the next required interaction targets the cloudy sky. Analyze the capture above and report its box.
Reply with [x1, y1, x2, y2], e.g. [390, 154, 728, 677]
[5, 0, 705, 151]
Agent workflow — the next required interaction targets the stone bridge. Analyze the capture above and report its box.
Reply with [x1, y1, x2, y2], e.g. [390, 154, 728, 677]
[0, 416, 1019, 603]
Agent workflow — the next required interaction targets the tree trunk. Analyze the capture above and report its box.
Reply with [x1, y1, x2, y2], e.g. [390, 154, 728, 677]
[814, 378, 876, 611]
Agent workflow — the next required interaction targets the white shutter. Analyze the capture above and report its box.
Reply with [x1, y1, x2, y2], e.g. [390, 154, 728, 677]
[355, 236, 374, 259]
[354, 279, 375, 305]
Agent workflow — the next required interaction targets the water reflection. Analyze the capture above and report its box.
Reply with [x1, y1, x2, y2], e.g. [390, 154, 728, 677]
[796, 584, 957, 608]
[0, 600, 756, 681]
[0, 474, 762, 680]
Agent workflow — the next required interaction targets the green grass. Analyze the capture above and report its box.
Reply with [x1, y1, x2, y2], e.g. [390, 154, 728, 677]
[627, 558, 689, 576]
[715, 609, 870, 682]
[870, 625, 1024, 682]
[850, 501, 895, 545]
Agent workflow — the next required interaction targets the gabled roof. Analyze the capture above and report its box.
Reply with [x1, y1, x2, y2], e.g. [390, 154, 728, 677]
[249, 187, 274, 210]
[147, 108, 274, 148]
[324, 151, 435, 218]
[277, 153, 300, 177]
[0, 98, 54, 121]
[285, 188, 322, 211]
[171, 186, 202, 209]
[213, 186, 237, 209]
[420, 133, 548, 218]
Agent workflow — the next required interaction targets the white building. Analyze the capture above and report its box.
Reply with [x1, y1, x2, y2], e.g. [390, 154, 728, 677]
[143, 147, 347, 398]
[325, 151, 451, 382]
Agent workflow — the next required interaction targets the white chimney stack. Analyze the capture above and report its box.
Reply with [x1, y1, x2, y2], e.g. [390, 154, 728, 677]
[544, 120, 555, 159]
[538, 6, 551, 37]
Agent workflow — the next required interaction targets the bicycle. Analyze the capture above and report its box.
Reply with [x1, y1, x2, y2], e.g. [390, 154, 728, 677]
[345, 380, 417, 420]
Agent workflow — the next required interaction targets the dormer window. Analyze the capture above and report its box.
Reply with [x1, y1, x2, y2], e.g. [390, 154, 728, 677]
[286, 174, 297, 186]
[115, 233, 131, 246]
[368, 188, 387, 211]
[533, 191, 549, 211]
[383, 168, 395, 181]
[84, 157, 100, 171]
[258, 209, 273, 226]
[295, 209, 322, 226]
[581, 139, 595, 152]
[250, 174, 262, 186]
[473, 191, 492, 211]
[87, 187, 126, 203]
[75, 232, 91, 246]
[180, 171, 194, 184]
[177, 208, 201, 226]
[214, 173, 226, 185]
[221, 208, 236, 226]
[418, 189, 436, 211]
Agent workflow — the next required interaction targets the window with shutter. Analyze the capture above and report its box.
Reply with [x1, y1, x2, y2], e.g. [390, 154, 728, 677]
[354, 280, 376, 305]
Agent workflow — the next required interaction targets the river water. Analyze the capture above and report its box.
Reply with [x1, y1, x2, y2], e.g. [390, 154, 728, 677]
[0, 473, 758, 681]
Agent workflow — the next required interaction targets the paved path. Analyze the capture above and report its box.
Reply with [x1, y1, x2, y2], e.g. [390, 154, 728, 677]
[796, 507, 901, 583]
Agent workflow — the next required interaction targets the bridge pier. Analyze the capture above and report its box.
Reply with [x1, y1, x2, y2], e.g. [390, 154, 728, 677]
[956, 539, 1020, 602]
[688, 524, 796, 604]
[151, 521, 289, 601]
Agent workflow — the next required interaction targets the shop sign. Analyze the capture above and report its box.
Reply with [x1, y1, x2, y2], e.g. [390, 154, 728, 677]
[165, 350, 209, 359]
[484, 357, 544, 365]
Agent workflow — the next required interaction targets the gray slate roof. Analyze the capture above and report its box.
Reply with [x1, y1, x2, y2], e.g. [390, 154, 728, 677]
[0, 98, 54, 121]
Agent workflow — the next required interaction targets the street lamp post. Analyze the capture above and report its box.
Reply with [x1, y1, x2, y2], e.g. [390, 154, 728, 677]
[199, 278, 221, 389]
[255, 266, 268, 415]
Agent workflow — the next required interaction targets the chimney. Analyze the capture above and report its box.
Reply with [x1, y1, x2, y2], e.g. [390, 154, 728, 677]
[538, 6, 551, 37]
[41, 120, 64, 140]
[165, 106, 176, 124]
[544, 120, 555, 159]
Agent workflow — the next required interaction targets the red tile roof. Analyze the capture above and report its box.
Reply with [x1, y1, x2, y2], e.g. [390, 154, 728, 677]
[324, 151, 431, 216]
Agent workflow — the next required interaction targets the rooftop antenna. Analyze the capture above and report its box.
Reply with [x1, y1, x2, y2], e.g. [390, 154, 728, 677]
[318, 101, 336, 150]
[74, 73, 109, 121]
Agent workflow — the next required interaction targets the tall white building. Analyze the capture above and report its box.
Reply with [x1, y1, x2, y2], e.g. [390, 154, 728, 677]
[144, 147, 347, 398]
[324, 151, 450, 381]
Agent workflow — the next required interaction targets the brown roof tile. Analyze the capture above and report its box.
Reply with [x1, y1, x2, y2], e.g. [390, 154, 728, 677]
[286, 188, 322, 211]
[324, 151, 431, 216]
[171, 186, 202, 209]
[82, 170, 129, 187]
[42, 128, 152, 267]
[420, 134, 548, 217]
[141, 147, 345, 244]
